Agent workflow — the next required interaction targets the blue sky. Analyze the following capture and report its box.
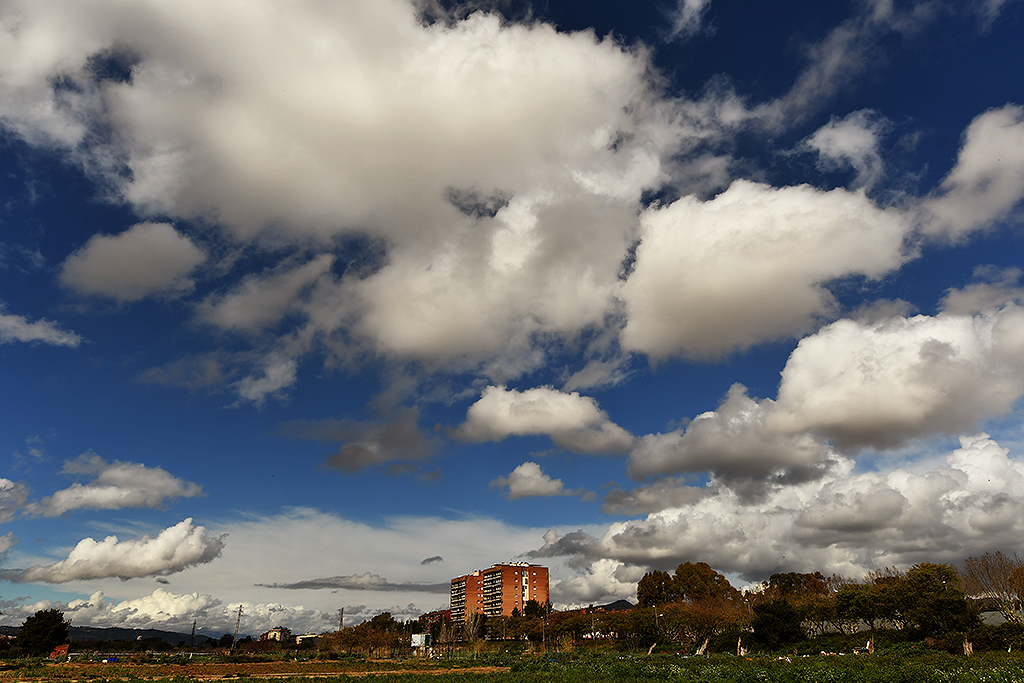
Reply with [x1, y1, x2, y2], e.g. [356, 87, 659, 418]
[2, 0, 1024, 636]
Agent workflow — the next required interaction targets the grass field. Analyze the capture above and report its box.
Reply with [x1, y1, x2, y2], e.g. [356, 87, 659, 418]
[3, 650, 1024, 682]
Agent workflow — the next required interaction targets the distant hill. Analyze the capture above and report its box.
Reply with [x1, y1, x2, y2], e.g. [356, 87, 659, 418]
[596, 599, 634, 612]
[0, 624, 211, 644]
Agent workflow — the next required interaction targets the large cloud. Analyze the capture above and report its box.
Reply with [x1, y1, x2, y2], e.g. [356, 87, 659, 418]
[627, 384, 839, 485]
[629, 304, 1024, 484]
[66, 589, 221, 632]
[772, 305, 1024, 449]
[546, 434, 1024, 582]
[620, 180, 910, 359]
[60, 223, 206, 301]
[0, 0, 671, 379]
[0, 519, 225, 583]
[27, 453, 203, 517]
[453, 385, 634, 454]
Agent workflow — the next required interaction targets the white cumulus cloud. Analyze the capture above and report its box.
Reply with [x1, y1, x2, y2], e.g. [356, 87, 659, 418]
[629, 304, 1024, 485]
[60, 223, 206, 302]
[921, 105, 1024, 238]
[548, 434, 1024, 583]
[805, 109, 890, 189]
[453, 385, 634, 454]
[628, 384, 838, 484]
[774, 305, 1024, 449]
[0, 0, 674, 384]
[620, 180, 910, 360]
[0, 518, 225, 583]
[490, 462, 586, 500]
[28, 454, 203, 517]
[64, 588, 337, 635]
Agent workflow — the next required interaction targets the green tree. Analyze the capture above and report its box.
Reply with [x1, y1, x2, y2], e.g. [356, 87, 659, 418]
[900, 562, 979, 636]
[674, 562, 740, 602]
[368, 612, 398, 631]
[18, 608, 71, 656]
[752, 599, 804, 649]
[762, 572, 835, 636]
[637, 570, 675, 607]
[524, 599, 548, 617]
[835, 582, 881, 632]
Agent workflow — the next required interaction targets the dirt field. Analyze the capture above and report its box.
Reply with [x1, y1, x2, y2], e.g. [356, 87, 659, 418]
[0, 659, 509, 681]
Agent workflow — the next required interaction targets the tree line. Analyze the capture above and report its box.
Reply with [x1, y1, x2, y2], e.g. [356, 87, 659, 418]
[630, 551, 1024, 653]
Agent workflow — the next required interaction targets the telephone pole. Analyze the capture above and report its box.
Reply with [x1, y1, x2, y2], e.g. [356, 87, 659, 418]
[231, 605, 243, 652]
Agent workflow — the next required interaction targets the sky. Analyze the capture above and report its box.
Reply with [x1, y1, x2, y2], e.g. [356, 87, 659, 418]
[1, 0, 1024, 637]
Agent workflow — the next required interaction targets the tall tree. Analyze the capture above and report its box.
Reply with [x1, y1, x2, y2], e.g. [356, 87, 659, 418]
[673, 562, 739, 602]
[762, 572, 835, 636]
[637, 570, 675, 607]
[18, 608, 71, 656]
[961, 551, 1024, 625]
[835, 582, 883, 632]
[900, 563, 979, 636]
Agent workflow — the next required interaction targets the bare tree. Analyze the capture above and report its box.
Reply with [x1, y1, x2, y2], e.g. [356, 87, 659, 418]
[961, 551, 1024, 625]
[463, 611, 485, 643]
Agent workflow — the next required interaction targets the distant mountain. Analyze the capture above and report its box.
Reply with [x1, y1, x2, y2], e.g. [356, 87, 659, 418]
[67, 626, 198, 644]
[596, 599, 634, 612]
[0, 624, 213, 644]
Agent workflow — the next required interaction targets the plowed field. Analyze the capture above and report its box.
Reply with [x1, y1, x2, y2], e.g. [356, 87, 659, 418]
[0, 659, 508, 681]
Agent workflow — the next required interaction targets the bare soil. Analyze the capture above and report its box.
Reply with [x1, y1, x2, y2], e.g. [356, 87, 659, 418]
[0, 659, 509, 681]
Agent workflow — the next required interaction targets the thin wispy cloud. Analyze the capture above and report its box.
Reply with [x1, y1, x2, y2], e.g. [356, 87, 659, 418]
[258, 573, 450, 594]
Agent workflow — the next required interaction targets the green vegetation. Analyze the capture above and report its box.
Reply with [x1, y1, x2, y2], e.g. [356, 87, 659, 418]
[13, 608, 70, 657]
[4, 651, 1024, 683]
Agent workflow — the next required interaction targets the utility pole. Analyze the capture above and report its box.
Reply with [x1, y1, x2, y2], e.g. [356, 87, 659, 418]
[338, 607, 344, 631]
[231, 605, 243, 652]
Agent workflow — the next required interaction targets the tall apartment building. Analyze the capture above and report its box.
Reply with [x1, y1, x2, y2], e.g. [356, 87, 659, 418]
[450, 562, 549, 622]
